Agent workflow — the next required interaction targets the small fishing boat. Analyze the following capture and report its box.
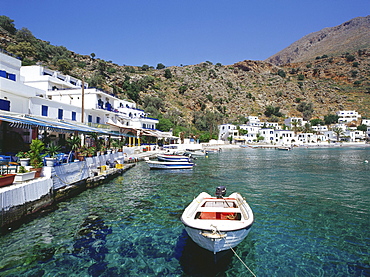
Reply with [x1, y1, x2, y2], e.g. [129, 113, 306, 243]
[157, 154, 192, 162]
[146, 160, 195, 170]
[184, 149, 207, 156]
[277, 146, 292, 151]
[181, 186, 254, 253]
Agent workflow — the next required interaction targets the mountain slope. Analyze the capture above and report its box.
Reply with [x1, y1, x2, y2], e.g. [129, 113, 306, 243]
[1, 15, 370, 137]
[266, 15, 370, 66]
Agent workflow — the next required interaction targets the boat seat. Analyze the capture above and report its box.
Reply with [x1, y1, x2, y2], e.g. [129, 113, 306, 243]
[195, 211, 241, 220]
[202, 201, 237, 208]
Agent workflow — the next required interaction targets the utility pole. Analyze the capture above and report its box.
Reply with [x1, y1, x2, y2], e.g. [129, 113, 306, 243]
[81, 75, 84, 123]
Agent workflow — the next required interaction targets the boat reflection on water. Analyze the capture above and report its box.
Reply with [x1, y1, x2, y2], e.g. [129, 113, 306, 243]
[174, 230, 235, 276]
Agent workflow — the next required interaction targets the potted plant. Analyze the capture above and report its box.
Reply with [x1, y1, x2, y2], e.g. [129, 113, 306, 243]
[0, 174, 16, 188]
[86, 146, 96, 157]
[45, 143, 61, 166]
[67, 135, 81, 161]
[77, 146, 88, 161]
[16, 151, 30, 166]
[14, 166, 36, 182]
[28, 139, 45, 178]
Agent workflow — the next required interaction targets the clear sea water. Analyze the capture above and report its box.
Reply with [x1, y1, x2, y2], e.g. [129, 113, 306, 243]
[0, 147, 369, 277]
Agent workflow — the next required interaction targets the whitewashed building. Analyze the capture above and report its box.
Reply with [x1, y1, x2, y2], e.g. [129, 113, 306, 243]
[362, 119, 370, 126]
[311, 125, 328, 132]
[218, 124, 238, 141]
[0, 50, 161, 154]
[259, 128, 275, 143]
[20, 65, 158, 132]
[273, 130, 295, 144]
[297, 133, 317, 143]
[284, 117, 306, 128]
[337, 110, 361, 124]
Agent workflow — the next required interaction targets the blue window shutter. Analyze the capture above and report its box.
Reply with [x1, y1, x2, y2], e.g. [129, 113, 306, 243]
[0, 99, 10, 111]
[42, 105, 48, 116]
[58, 109, 63, 119]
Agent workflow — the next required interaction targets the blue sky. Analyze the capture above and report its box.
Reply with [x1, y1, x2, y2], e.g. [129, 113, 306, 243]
[2, 0, 369, 67]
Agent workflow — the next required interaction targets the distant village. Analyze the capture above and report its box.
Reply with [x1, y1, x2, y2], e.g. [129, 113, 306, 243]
[219, 111, 370, 146]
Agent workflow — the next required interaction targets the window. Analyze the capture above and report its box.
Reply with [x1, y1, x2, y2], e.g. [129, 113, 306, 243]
[72, 111, 76, 121]
[0, 99, 10, 111]
[58, 109, 63, 119]
[42, 105, 48, 116]
[88, 115, 92, 123]
[96, 117, 100, 124]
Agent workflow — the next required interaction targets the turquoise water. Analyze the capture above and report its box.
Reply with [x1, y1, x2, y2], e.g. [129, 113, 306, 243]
[0, 147, 369, 276]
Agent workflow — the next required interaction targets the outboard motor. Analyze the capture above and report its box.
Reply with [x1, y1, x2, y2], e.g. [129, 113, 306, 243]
[215, 186, 226, 198]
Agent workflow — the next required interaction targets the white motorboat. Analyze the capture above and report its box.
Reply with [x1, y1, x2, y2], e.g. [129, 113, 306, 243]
[157, 154, 192, 162]
[184, 149, 207, 156]
[181, 186, 254, 253]
[146, 160, 195, 170]
[277, 146, 292, 151]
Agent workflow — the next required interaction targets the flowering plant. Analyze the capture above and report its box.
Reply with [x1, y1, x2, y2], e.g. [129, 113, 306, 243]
[16, 151, 29, 159]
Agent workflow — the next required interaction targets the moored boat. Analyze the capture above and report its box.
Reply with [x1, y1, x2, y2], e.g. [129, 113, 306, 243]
[146, 160, 195, 170]
[184, 149, 207, 156]
[157, 154, 192, 162]
[181, 186, 254, 253]
[277, 146, 292, 151]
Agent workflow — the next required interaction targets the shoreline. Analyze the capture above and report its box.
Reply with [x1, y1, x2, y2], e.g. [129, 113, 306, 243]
[204, 142, 370, 150]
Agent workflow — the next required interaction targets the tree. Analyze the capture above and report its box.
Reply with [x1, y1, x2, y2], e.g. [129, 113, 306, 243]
[156, 63, 165, 69]
[56, 59, 72, 74]
[310, 118, 324, 126]
[164, 69, 172, 79]
[357, 124, 367, 131]
[0, 16, 17, 35]
[277, 69, 286, 78]
[264, 106, 283, 117]
[332, 126, 344, 142]
[15, 27, 36, 43]
[156, 117, 173, 132]
[303, 123, 313, 133]
[178, 85, 187, 94]
[90, 53, 96, 59]
[297, 102, 314, 120]
[141, 64, 150, 71]
[6, 42, 36, 59]
[324, 114, 339, 125]
[291, 119, 301, 134]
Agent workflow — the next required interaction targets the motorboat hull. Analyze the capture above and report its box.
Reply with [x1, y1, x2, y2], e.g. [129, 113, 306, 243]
[146, 161, 194, 169]
[157, 154, 191, 162]
[184, 225, 252, 253]
[181, 191, 254, 254]
[184, 149, 207, 156]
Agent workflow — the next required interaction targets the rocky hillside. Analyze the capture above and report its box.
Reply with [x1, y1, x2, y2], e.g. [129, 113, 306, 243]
[1, 15, 370, 138]
[266, 15, 370, 66]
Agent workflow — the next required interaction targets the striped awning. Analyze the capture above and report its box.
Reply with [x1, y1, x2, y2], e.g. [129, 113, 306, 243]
[0, 113, 120, 136]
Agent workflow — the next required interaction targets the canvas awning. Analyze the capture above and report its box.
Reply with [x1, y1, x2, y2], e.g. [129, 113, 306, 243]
[0, 112, 122, 136]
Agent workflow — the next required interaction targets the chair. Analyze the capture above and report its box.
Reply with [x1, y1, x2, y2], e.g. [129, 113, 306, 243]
[0, 160, 18, 174]
[7, 162, 19, 173]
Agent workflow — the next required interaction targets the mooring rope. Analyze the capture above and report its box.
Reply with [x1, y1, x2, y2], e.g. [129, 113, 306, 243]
[214, 226, 256, 277]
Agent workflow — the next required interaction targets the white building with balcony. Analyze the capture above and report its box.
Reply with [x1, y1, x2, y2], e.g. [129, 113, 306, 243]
[0, 51, 161, 154]
[337, 110, 361, 124]
[218, 124, 238, 141]
[311, 125, 328, 132]
[19, 65, 158, 134]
